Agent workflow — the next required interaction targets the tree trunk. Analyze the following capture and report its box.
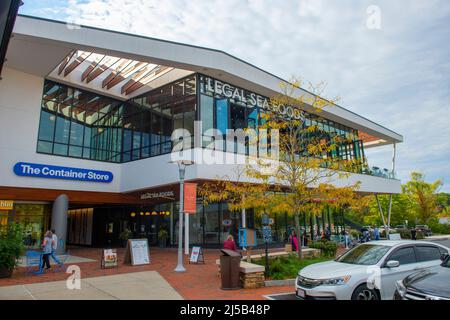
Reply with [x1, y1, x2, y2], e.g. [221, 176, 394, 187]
[294, 213, 303, 259]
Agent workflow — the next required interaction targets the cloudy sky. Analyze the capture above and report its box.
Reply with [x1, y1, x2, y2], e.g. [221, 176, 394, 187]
[20, 0, 450, 191]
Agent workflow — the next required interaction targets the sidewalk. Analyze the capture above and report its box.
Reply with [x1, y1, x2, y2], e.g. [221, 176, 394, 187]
[0, 271, 182, 300]
[425, 234, 450, 240]
[0, 247, 293, 300]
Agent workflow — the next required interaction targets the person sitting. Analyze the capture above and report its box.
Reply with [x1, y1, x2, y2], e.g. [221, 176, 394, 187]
[223, 235, 237, 252]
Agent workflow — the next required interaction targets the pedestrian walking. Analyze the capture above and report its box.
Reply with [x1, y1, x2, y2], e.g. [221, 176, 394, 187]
[325, 227, 331, 241]
[41, 230, 55, 271]
[50, 229, 61, 264]
[411, 228, 417, 240]
[374, 226, 380, 241]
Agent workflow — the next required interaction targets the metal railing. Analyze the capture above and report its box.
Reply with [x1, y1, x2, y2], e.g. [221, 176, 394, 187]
[362, 166, 395, 179]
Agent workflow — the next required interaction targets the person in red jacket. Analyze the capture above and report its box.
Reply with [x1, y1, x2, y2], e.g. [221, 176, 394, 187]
[223, 235, 237, 251]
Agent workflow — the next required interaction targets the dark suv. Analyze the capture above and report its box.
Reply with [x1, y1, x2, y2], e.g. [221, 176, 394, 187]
[415, 225, 432, 237]
[394, 253, 450, 300]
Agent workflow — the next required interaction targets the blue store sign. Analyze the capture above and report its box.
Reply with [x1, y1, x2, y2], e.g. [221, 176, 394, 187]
[13, 162, 113, 183]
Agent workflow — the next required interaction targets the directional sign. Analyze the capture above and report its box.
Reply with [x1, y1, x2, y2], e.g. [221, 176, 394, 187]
[262, 226, 272, 243]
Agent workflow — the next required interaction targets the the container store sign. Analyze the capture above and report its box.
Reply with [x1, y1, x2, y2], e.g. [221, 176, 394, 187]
[13, 162, 113, 183]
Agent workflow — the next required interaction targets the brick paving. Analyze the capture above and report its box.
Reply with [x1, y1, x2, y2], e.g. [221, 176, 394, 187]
[0, 247, 296, 300]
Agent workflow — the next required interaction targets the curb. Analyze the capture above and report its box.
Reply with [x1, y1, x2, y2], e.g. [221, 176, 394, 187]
[264, 278, 296, 287]
[426, 236, 450, 241]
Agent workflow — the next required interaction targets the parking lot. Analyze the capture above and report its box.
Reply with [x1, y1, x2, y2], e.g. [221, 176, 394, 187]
[268, 236, 450, 300]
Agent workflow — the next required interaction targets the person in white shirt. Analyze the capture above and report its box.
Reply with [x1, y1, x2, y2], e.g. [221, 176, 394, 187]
[50, 229, 61, 265]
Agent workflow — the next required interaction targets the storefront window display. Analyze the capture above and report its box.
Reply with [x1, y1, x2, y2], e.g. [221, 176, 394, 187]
[10, 203, 51, 249]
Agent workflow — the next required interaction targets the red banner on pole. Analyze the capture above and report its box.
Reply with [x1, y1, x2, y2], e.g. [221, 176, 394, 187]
[184, 183, 197, 214]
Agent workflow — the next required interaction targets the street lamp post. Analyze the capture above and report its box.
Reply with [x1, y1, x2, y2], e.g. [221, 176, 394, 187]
[173, 160, 193, 272]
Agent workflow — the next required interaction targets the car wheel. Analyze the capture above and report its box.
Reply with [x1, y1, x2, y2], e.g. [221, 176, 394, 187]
[351, 284, 380, 301]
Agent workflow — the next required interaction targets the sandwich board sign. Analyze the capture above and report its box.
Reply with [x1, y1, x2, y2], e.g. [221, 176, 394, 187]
[189, 246, 205, 264]
[124, 239, 150, 266]
[101, 249, 118, 269]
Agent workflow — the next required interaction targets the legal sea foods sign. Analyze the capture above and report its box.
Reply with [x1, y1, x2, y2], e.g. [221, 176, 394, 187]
[201, 76, 305, 120]
[13, 162, 113, 183]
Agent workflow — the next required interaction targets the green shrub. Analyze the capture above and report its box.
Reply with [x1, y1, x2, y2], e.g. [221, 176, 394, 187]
[158, 229, 169, 240]
[253, 254, 330, 280]
[0, 223, 25, 271]
[309, 239, 338, 258]
[399, 230, 424, 239]
[119, 228, 132, 241]
[428, 218, 450, 235]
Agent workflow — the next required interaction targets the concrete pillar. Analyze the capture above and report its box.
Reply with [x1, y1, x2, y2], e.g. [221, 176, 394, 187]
[51, 194, 69, 255]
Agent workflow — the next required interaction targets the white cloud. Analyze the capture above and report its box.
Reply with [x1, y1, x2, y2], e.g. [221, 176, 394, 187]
[22, 0, 450, 190]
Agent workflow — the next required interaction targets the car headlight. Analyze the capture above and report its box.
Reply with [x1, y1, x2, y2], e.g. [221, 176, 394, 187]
[320, 275, 351, 286]
[395, 280, 407, 297]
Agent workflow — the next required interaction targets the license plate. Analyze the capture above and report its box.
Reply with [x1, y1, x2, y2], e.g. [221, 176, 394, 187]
[297, 289, 306, 298]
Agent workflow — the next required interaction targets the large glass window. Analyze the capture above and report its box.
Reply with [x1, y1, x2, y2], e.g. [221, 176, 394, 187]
[200, 94, 214, 147]
[37, 74, 364, 167]
[198, 74, 366, 171]
[230, 103, 246, 130]
[38, 111, 56, 141]
[12, 204, 51, 249]
[216, 99, 228, 134]
[37, 75, 196, 163]
[204, 203, 220, 244]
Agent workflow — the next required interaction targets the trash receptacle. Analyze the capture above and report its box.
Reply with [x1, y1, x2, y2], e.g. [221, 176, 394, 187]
[220, 249, 241, 290]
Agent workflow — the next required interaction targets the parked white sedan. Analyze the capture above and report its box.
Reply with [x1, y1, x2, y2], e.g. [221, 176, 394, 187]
[295, 240, 449, 300]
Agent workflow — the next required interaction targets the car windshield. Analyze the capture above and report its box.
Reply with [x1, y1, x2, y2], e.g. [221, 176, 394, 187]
[336, 244, 391, 265]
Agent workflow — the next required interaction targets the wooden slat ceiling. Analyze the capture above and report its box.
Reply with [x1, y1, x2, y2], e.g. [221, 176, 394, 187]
[55, 50, 173, 96]
[359, 131, 383, 144]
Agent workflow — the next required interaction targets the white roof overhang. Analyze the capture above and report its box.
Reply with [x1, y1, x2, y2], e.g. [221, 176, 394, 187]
[5, 15, 403, 145]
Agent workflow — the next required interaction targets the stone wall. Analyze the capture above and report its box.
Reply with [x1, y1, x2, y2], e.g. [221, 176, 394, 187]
[240, 271, 265, 289]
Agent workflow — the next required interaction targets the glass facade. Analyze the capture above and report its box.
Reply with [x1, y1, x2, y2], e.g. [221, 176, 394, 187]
[30, 73, 388, 249]
[198, 74, 366, 171]
[37, 73, 367, 172]
[0, 203, 51, 249]
[37, 75, 196, 163]
[37, 82, 124, 162]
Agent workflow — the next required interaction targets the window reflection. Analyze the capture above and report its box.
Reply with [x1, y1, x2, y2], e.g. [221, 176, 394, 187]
[37, 75, 196, 163]
[198, 74, 366, 172]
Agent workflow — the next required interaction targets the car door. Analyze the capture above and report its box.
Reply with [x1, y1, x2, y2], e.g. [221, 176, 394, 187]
[414, 245, 447, 270]
[380, 246, 419, 299]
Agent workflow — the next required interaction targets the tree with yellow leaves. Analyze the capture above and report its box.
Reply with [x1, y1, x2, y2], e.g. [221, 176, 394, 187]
[199, 76, 364, 259]
[245, 76, 363, 258]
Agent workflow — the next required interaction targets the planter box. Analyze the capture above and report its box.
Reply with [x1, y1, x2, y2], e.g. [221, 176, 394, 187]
[264, 278, 296, 287]
[0, 265, 13, 278]
[216, 260, 266, 289]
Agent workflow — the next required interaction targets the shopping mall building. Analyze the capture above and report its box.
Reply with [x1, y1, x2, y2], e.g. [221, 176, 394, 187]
[0, 15, 403, 249]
